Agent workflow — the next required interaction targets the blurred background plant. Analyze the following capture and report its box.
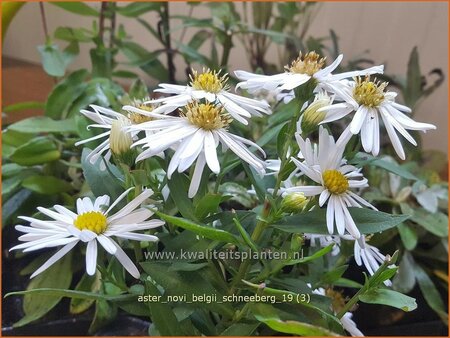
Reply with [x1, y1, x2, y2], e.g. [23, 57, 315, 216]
[2, 1, 447, 336]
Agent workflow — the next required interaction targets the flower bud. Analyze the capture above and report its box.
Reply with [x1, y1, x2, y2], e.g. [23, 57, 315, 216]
[301, 93, 332, 135]
[110, 117, 133, 160]
[281, 192, 308, 213]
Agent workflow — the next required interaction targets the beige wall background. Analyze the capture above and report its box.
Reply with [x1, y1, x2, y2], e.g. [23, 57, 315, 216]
[3, 1, 448, 154]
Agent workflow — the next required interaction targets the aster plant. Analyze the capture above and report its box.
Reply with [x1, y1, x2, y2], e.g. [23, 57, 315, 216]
[4, 46, 446, 336]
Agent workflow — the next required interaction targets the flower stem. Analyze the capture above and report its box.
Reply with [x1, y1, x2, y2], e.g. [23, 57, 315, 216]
[229, 200, 270, 294]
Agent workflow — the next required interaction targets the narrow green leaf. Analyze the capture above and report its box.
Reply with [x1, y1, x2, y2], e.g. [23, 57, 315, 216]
[51, 2, 99, 16]
[285, 244, 334, 265]
[414, 263, 448, 322]
[8, 116, 77, 133]
[22, 175, 73, 195]
[155, 211, 240, 245]
[117, 2, 162, 17]
[3, 101, 45, 113]
[194, 193, 222, 220]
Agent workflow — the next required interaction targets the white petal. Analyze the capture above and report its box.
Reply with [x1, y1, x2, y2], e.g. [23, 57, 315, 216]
[319, 190, 330, 207]
[30, 241, 79, 278]
[108, 189, 153, 222]
[326, 196, 335, 234]
[86, 240, 98, 276]
[204, 131, 220, 174]
[37, 207, 73, 224]
[97, 235, 117, 254]
[112, 241, 140, 278]
[350, 106, 368, 134]
[188, 153, 207, 198]
[380, 111, 406, 160]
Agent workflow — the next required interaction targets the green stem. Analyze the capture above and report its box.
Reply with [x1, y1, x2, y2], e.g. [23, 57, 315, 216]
[272, 93, 311, 197]
[229, 200, 270, 294]
[336, 251, 398, 318]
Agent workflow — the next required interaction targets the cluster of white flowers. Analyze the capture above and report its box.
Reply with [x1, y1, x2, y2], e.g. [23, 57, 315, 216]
[11, 51, 435, 335]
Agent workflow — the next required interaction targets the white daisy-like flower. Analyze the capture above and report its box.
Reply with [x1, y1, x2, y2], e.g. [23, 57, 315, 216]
[354, 236, 392, 286]
[235, 52, 383, 102]
[282, 126, 376, 239]
[145, 68, 271, 125]
[126, 102, 266, 198]
[306, 234, 342, 256]
[309, 285, 364, 336]
[10, 189, 164, 279]
[75, 103, 156, 169]
[319, 76, 436, 160]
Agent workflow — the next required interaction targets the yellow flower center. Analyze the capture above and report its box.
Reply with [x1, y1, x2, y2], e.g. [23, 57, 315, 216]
[286, 51, 326, 76]
[190, 68, 228, 93]
[322, 170, 349, 194]
[74, 211, 108, 234]
[353, 76, 387, 107]
[183, 102, 232, 130]
[126, 99, 155, 124]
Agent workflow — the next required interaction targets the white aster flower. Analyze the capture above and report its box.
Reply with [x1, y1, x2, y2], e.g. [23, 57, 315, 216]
[127, 102, 266, 198]
[306, 234, 342, 256]
[145, 68, 271, 125]
[282, 127, 376, 239]
[10, 189, 164, 279]
[354, 236, 392, 286]
[319, 76, 436, 160]
[340, 312, 365, 337]
[235, 51, 383, 102]
[76, 104, 155, 169]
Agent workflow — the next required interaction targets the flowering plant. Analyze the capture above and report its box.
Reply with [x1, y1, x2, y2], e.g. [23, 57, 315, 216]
[6, 51, 441, 335]
[3, 2, 447, 336]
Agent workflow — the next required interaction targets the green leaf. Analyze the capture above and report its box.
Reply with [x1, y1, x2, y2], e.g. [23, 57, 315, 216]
[140, 262, 234, 317]
[285, 244, 334, 265]
[218, 182, 255, 208]
[70, 272, 102, 314]
[5, 288, 135, 302]
[414, 263, 448, 322]
[220, 323, 260, 336]
[251, 303, 339, 336]
[22, 175, 73, 195]
[233, 216, 258, 251]
[352, 153, 418, 180]
[397, 223, 418, 250]
[167, 262, 209, 272]
[45, 69, 89, 119]
[88, 299, 118, 334]
[167, 172, 197, 220]
[128, 78, 149, 100]
[144, 281, 185, 336]
[13, 253, 73, 327]
[81, 148, 124, 199]
[393, 251, 416, 294]
[37, 44, 66, 77]
[54, 27, 93, 42]
[405, 46, 422, 107]
[51, 2, 99, 16]
[194, 193, 222, 220]
[359, 288, 417, 312]
[2, 189, 32, 227]
[10, 137, 60, 166]
[155, 211, 240, 245]
[273, 208, 409, 235]
[410, 209, 448, 237]
[3, 101, 45, 114]
[8, 116, 77, 133]
[117, 2, 162, 17]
